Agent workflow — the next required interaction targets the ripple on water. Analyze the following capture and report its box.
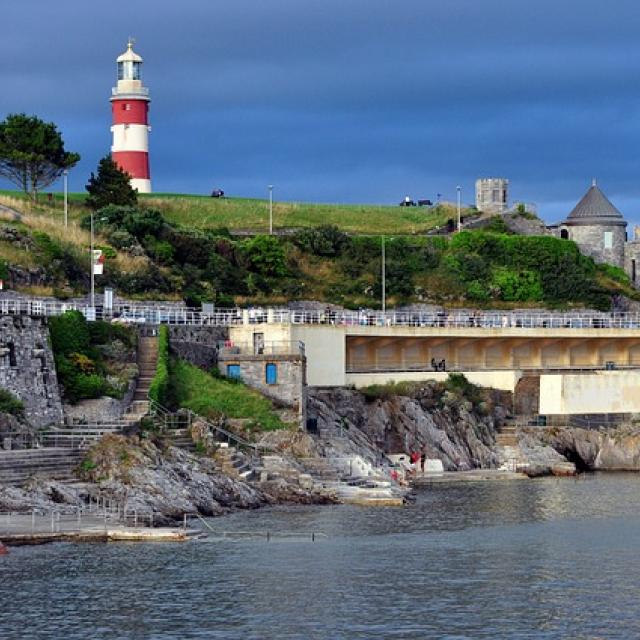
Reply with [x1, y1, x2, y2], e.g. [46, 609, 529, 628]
[2, 474, 640, 639]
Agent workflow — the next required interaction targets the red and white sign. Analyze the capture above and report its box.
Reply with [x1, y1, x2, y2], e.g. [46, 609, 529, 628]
[93, 250, 104, 276]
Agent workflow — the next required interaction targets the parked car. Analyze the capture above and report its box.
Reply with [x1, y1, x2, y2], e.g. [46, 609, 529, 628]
[211, 188, 225, 198]
[399, 196, 416, 207]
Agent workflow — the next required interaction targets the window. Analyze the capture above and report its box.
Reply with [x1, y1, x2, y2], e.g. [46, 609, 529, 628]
[266, 363, 278, 385]
[604, 231, 613, 249]
[560, 229, 569, 240]
[226, 364, 241, 380]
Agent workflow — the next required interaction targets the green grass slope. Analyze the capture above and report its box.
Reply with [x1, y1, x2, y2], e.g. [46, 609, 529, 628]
[0, 189, 462, 235]
[170, 359, 286, 431]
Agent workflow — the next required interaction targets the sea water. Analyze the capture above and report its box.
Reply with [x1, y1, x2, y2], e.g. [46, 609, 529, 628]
[2, 473, 640, 639]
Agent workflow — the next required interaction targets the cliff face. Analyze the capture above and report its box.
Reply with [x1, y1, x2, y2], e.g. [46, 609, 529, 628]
[526, 426, 640, 472]
[308, 385, 510, 471]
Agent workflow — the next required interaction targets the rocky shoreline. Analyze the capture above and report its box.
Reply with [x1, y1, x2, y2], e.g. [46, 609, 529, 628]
[4, 380, 640, 523]
[0, 435, 336, 526]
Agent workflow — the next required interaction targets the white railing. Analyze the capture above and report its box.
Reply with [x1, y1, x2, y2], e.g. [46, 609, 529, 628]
[3, 295, 640, 331]
[217, 340, 305, 357]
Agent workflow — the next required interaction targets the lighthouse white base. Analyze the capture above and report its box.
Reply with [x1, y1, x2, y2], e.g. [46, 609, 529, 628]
[131, 178, 151, 193]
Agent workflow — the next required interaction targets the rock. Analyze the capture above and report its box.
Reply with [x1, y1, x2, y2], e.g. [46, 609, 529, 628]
[308, 384, 501, 472]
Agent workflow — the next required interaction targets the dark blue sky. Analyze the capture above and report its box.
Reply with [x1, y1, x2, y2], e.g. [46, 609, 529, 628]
[3, 0, 640, 223]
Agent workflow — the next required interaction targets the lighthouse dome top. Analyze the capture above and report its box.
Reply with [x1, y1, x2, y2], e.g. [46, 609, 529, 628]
[117, 40, 143, 64]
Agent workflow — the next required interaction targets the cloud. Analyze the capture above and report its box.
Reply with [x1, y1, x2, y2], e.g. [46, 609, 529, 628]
[2, 0, 640, 224]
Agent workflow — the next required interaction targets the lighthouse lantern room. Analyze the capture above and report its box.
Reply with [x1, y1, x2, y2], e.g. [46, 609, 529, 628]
[110, 39, 151, 193]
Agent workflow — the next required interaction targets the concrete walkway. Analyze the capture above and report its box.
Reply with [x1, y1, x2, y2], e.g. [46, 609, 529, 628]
[413, 469, 529, 485]
[0, 512, 197, 545]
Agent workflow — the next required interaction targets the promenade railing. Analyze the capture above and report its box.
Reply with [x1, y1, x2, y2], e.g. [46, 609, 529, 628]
[3, 295, 640, 330]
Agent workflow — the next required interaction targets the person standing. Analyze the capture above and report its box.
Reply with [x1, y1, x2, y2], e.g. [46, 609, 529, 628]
[420, 452, 426, 473]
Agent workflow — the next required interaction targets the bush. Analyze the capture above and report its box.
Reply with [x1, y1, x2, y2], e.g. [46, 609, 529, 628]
[443, 373, 483, 405]
[293, 225, 350, 256]
[241, 235, 288, 277]
[0, 388, 24, 416]
[49, 310, 91, 356]
[149, 325, 169, 406]
[492, 268, 543, 302]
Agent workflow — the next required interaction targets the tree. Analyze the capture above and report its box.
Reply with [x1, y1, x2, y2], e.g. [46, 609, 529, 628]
[85, 155, 137, 210]
[0, 113, 80, 201]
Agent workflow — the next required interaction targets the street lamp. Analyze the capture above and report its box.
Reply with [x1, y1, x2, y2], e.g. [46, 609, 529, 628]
[456, 185, 462, 232]
[381, 235, 386, 313]
[268, 185, 274, 235]
[90, 211, 95, 311]
[63, 169, 69, 228]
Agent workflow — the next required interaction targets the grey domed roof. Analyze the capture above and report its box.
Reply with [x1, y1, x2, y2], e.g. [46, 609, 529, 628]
[563, 182, 626, 226]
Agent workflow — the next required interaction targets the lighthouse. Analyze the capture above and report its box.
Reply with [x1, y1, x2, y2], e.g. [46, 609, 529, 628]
[110, 40, 151, 193]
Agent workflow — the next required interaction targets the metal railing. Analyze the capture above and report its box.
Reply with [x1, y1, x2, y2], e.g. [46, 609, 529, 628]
[4, 294, 640, 331]
[346, 361, 640, 374]
[146, 398, 266, 456]
[39, 426, 124, 449]
[217, 340, 305, 357]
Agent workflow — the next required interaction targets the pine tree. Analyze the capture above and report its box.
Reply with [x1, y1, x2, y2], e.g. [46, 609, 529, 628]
[85, 155, 137, 211]
[0, 113, 80, 201]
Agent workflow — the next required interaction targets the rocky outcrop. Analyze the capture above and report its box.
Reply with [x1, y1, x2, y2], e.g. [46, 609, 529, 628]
[0, 433, 334, 523]
[0, 315, 63, 427]
[526, 425, 640, 472]
[308, 384, 510, 471]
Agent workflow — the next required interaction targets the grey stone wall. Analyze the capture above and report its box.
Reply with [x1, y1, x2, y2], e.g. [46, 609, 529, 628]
[0, 316, 63, 428]
[560, 223, 626, 268]
[218, 355, 306, 413]
[168, 326, 228, 370]
[624, 241, 640, 287]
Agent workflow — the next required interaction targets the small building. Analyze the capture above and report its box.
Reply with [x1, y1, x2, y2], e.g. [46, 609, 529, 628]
[558, 181, 627, 269]
[217, 339, 307, 425]
[475, 178, 509, 214]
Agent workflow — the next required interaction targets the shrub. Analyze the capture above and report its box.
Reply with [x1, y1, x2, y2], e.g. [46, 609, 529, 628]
[241, 235, 288, 277]
[443, 373, 483, 405]
[293, 225, 350, 257]
[492, 267, 543, 302]
[0, 388, 24, 416]
[49, 310, 91, 356]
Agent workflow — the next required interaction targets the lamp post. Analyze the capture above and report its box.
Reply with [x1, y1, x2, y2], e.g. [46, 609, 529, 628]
[381, 235, 386, 313]
[268, 185, 274, 235]
[63, 169, 69, 228]
[90, 211, 95, 311]
[456, 185, 462, 232]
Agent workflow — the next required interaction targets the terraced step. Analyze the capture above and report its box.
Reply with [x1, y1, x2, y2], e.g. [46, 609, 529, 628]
[0, 449, 83, 485]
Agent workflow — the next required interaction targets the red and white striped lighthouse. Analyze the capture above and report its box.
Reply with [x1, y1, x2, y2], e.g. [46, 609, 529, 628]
[110, 40, 151, 193]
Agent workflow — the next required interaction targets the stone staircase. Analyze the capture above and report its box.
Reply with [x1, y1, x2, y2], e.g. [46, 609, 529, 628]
[215, 445, 255, 481]
[495, 422, 527, 472]
[297, 456, 406, 504]
[134, 336, 158, 402]
[167, 428, 198, 454]
[495, 423, 518, 447]
[0, 449, 83, 486]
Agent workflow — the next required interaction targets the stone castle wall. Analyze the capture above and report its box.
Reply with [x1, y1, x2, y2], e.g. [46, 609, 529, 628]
[559, 223, 626, 269]
[0, 316, 63, 428]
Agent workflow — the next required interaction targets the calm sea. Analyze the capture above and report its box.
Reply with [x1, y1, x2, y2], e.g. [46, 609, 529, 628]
[2, 474, 640, 639]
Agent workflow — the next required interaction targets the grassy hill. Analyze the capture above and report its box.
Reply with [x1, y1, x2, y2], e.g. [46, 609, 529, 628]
[0, 189, 460, 235]
[0, 188, 637, 310]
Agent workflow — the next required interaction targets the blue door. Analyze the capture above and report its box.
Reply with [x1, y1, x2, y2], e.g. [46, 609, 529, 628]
[265, 363, 278, 385]
[226, 364, 241, 380]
